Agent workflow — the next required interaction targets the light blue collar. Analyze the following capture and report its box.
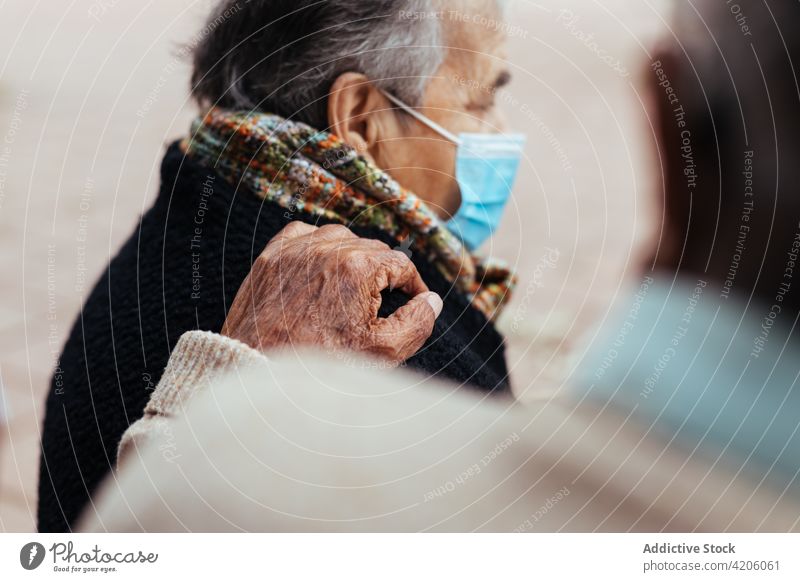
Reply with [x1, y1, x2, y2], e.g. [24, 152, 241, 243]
[576, 273, 800, 491]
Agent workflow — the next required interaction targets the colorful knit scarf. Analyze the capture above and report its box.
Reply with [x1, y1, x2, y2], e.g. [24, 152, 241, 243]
[180, 108, 516, 320]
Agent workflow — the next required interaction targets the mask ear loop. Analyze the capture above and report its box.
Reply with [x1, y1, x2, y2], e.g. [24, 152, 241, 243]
[381, 90, 463, 147]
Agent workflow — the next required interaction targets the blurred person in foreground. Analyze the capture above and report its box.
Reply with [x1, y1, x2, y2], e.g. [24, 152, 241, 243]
[38, 0, 526, 531]
[80, 1, 800, 532]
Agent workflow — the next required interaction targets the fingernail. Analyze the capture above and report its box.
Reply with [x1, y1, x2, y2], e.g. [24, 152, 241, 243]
[424, 292, 443, 318]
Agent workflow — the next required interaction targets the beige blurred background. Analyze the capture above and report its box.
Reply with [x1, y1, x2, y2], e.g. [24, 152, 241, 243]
[0, 0, 669, 531]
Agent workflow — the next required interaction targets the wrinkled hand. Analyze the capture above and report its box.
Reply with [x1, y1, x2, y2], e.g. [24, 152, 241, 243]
[221, 222, 443, 364]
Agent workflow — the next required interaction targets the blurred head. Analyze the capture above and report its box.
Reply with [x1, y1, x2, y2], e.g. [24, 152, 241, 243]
[191, 0, 512, 219]
[649, 1, 800, 312]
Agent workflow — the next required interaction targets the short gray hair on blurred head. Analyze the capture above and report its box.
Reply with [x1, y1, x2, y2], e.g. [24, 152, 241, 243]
[191, 0, 454, 129]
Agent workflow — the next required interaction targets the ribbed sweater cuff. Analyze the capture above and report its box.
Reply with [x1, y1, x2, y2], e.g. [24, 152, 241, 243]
[117, 330, 268, 465]
[144, 330, 267, 417]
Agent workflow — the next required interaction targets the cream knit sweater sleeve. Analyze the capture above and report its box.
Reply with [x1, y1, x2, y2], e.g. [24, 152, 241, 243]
[116, 330, 268, 466]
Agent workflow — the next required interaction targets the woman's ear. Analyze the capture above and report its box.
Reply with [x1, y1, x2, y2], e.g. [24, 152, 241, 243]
[327, 72, 387, 160]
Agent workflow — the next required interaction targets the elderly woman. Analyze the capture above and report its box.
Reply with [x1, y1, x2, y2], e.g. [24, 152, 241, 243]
[80, 0, 800, 534]
[38, 0, 524, 531]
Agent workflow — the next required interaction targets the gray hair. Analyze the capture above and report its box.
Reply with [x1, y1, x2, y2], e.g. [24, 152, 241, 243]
[191, 0, 452, 130]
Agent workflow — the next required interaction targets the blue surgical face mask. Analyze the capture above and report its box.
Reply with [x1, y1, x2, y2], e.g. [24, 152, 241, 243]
[382, 91, 526, 251]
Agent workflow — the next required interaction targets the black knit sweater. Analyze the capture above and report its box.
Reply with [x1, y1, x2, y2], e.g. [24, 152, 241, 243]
[37, 142, 511, 532]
